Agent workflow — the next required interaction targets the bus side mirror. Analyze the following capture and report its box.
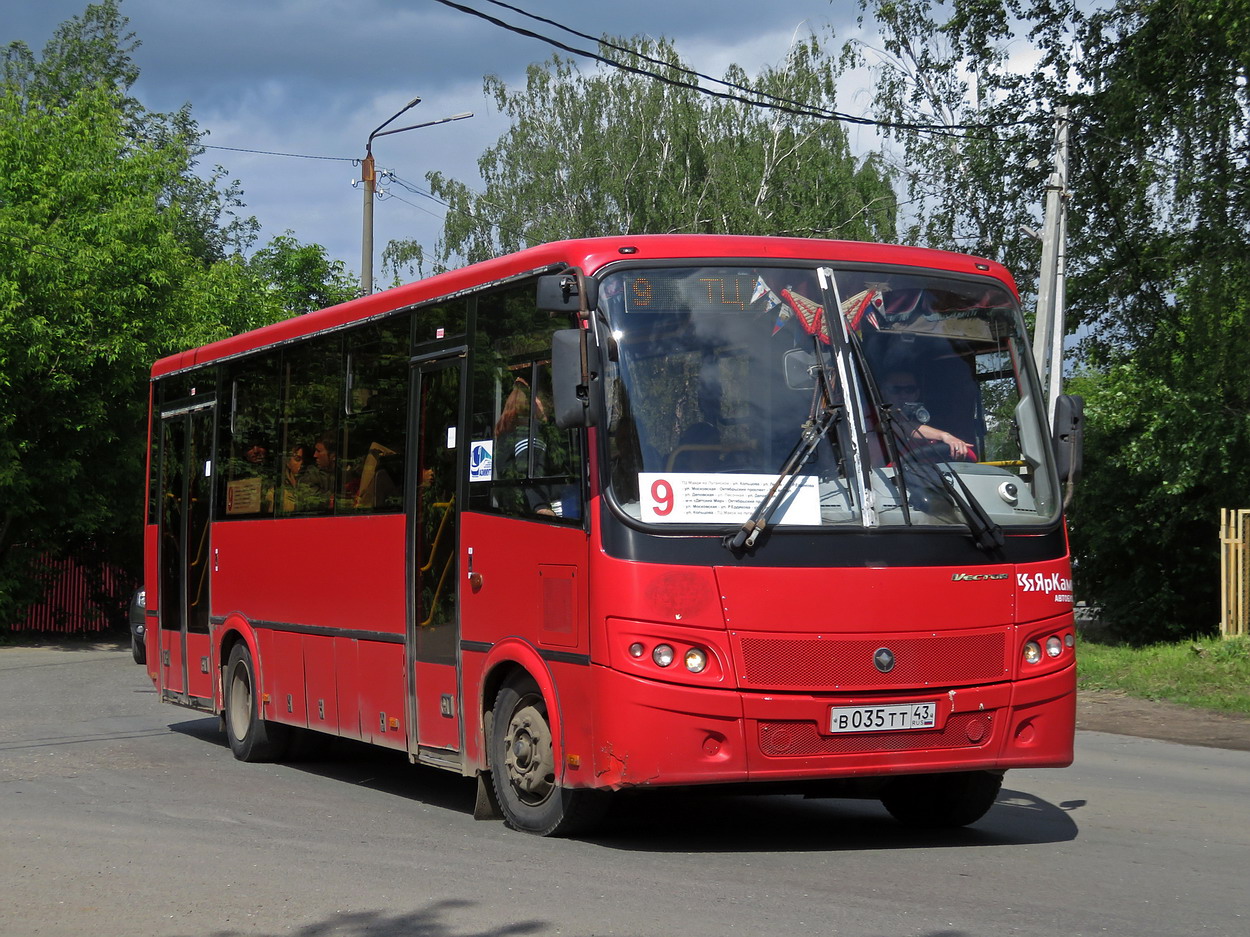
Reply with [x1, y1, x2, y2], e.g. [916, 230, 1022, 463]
[537, 274, 598, 313]
[1052, 394, 1084, 484]
[552, 329, 598, 428]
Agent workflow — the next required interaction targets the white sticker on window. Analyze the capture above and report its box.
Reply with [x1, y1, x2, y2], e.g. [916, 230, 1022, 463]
[638, 473, 821, 525]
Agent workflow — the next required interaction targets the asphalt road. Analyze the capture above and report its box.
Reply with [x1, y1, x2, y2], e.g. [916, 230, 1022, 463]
[2, 642, 1248, 937]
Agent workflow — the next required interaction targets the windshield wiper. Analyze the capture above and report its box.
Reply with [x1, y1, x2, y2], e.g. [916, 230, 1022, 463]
[938, 467, 1005, 553]
[725, 404, 839, 552]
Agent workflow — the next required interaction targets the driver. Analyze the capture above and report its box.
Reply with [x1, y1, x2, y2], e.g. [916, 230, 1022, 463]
[882, 369, 975, 460]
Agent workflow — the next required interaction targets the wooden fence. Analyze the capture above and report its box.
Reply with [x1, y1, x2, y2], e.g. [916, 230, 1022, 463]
[1220, 508, 1250, 638]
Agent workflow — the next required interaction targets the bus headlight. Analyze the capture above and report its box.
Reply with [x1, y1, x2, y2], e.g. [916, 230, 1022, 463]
[652, 644, 675, 667]
[1046, 636, 1064, 658]
[684, 647, 708, 673]
[1023, 641, 1042, 665]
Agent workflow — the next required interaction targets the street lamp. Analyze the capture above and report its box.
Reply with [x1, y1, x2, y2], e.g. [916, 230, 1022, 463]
[359, 98, 473, 293]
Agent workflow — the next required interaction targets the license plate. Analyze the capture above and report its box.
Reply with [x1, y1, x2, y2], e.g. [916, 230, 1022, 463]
[829, 702, 937, 733]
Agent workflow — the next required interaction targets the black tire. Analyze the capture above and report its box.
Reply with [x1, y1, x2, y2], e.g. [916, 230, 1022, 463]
[131, 633, 146, 665]
[880, 770, 1004, 829]
[489, 676, 607, 836]
[223, 642, 291, 763]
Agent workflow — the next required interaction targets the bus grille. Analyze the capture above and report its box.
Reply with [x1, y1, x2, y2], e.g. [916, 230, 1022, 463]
[736, 631, 1006, 690]
[758, 712, 994, 756]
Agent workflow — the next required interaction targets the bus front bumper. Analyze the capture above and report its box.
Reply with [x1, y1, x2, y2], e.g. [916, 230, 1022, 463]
[585, 663, 1075, 790]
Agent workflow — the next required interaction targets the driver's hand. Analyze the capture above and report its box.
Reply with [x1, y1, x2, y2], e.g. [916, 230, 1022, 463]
[940, 432, 972, 459]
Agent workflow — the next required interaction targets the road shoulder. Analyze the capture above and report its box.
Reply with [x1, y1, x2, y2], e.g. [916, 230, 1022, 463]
[1078, 689, 1250, 752]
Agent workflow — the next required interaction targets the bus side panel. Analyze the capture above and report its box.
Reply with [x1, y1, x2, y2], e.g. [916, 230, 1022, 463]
[359, 641, 407, 751]
[257, 628, 307, 728]
[335, 637, 362, 740]
[210, 515, 406, 638]
[143, 522, 160, 687]
[303, 634, 339, 733]
[458, 511, 590, 772]
[210, 514, 406, 739]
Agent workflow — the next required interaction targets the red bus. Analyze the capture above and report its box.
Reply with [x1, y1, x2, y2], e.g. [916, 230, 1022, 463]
[145, 234, 1080, 835]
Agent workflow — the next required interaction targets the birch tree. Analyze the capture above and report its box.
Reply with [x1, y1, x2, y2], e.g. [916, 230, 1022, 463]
[426, 34, 897, 265]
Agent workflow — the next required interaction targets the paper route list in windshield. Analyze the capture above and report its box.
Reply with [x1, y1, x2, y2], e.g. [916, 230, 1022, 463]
[638, 473, 820, 525]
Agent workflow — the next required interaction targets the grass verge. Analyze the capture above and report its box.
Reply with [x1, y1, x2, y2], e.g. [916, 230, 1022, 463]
[1078, 635, 1250, 714]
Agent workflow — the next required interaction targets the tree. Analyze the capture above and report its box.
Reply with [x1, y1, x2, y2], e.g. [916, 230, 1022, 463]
[843, 0, 1081, 285]
[849, 0, 1250, 639]
[0, 2, 350, 628]
[247, 234, 359, 315]
[426, 33, 897, 265]
[1062, 0, 1250, 639]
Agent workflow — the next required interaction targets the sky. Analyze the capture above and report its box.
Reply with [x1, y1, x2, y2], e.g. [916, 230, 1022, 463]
[6, 0, 876, 285]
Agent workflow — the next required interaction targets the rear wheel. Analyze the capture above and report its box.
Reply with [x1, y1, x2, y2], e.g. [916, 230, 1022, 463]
[880, 770, 1003, 828]
[489, 676, 607, 836]
[223, 642, 290, 762]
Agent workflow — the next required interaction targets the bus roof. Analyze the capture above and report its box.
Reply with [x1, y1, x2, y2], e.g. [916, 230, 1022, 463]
[151, 234, 1016, 379]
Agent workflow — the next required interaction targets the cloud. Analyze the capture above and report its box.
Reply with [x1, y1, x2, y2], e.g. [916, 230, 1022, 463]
[7, 0, 863, 276]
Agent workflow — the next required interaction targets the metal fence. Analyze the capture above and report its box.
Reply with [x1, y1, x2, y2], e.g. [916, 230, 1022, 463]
[14, 553, 133, 634]
[1220, 508, 1250, 638]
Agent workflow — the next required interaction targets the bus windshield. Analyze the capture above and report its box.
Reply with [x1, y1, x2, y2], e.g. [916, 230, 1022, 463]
[600, 264, 1059, 533]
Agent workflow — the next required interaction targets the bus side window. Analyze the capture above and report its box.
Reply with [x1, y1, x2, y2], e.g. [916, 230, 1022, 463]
[341, 320, 408, 513]
[491, 363, 580, 519]
[469, 283, 583, 522]
[280, 336, 343, 516]
[221, 353, 280, 518]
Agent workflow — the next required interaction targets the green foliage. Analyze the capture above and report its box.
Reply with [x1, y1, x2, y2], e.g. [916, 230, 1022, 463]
[1063, 1, 1250, 639]
[854, 0, 1250, 641]
[0, 2, 351, 629]
[427, 34, 897, 264]
[844, 0, 1080, 283]
[247, 234, 359, 315]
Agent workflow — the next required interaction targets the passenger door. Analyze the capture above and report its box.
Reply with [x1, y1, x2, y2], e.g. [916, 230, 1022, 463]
[406, 354, 464, 755]
[157, 400, 215, 707]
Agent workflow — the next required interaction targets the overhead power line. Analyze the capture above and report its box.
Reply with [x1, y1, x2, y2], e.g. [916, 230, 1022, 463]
[200, 144, 354, 162]
[433, 0, 1036, 138]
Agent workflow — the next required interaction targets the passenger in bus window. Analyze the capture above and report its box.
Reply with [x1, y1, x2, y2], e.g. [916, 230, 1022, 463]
[244, 439, 270, 467]
[496, 376, 583, 518]
[242, 437, 274, 513]
[281, 443, 318, 513]
[308, 435, 338, 508]
[882, 368, 974, 460]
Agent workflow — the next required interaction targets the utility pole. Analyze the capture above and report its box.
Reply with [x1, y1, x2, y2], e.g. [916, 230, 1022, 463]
[1031, 106, 1071, 422]
[360, 146, 378, 295]
[358, 99, 473, 295]
[360, 96, 422, 295]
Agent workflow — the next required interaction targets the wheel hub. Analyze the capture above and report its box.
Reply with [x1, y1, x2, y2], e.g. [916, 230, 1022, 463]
[503, 703, 554, 803]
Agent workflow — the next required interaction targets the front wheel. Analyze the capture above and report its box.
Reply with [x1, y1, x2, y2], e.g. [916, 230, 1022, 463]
[489, 676, 607, 836]
[223, 642, 291, 763]
[879, 770, 1003, 828]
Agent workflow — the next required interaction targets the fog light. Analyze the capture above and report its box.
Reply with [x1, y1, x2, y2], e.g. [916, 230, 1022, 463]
[628, 642, 645, 658]
[1024, 641, 1042, 664]
[653, 644, 675, 667]
[1065, 632, 1075, 647]
[684, 647, 708, 673]
[1046, 636, 1063, 658]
